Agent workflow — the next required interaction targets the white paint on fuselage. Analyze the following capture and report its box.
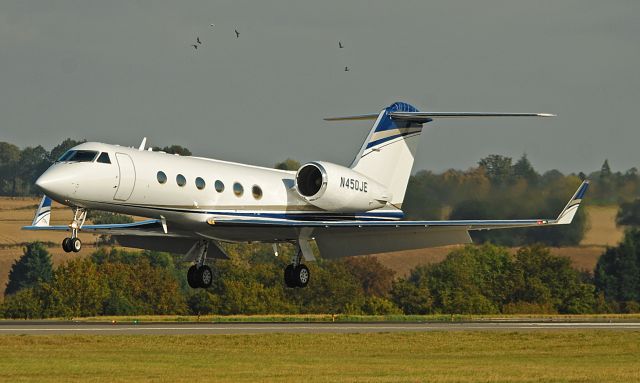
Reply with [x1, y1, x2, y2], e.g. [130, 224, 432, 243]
[41, 142, 313, 227]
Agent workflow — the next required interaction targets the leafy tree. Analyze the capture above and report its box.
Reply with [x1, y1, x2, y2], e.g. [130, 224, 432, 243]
[510, 245, 595, 314]
[5, 242, 53, 296]
[341, 256, 395, 297]
[274, 158, 301, 171]
[0, 142, 21, 195]
[392, 244, 595, 315]
[1, 288, 44, 319]
[513, 154, 539, 184]
[478, 154, 513, 186]
[616, 199, 640, 226]
[390, 279, 433, 314]
[153, 145, 192, 156]
[41, 258, 109, 318]
[595, 229, 640, 304]
[19, 146, 50, 194]
[403, 172, 444, 219]
[99, 257, 187, 315]
[187, 290, 220, 315]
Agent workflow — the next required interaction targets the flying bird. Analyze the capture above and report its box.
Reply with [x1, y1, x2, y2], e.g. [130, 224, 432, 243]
[210, 23, 215, 27]
[339, 41, 343, 48]
[197, 37, 202, 45]
[235, 29, 240, 38]
[191, 44, 198, 50]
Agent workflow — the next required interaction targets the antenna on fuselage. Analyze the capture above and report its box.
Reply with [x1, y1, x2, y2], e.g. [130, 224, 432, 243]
[138, 137, 147, 151]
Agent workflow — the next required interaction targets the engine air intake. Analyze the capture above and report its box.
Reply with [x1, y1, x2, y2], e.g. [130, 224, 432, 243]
[296, 164, 324, 197]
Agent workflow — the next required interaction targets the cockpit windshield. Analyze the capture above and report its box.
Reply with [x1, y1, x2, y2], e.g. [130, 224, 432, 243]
[56, 150, 99, 163]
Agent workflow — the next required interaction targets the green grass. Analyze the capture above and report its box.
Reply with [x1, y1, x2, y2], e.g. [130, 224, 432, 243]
[1, 331, 639, 382]
[28, 313, 640, 323]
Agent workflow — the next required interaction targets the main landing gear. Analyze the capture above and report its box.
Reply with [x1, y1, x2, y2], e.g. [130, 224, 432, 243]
[187, 240, 213, 289]
[62, 208, 87, 253]
[187, 264, 213, 289]
[284, 247, 310, 288]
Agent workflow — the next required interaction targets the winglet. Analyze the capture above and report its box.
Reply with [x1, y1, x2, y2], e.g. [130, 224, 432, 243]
[31, 195, 52, 227]
[555, 180, 589, 225]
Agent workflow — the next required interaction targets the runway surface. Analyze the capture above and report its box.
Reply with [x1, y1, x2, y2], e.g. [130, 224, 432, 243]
[1, 321, 639, 335]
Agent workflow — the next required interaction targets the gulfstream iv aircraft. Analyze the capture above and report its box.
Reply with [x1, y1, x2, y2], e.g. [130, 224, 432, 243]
[24, 102, 588, 289]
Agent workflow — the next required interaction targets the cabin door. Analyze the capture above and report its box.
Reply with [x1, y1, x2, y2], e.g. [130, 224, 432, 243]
[114, 153, 136, 201]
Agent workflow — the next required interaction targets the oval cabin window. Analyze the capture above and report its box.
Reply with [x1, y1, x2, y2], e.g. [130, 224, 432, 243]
[176, 174, 187, 187]
[195, 177, 206, 190]
[233, 182, 243, 197]
[157, 171, 167, 184]
[252, 185, 263, 200]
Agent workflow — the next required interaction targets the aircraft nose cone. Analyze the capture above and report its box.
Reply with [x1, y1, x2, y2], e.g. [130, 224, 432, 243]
[35, 168, 71, 199]
[35, 172, 55, 195]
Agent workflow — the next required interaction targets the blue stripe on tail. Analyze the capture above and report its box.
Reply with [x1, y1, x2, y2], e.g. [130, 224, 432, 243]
[365, 102, 425, 149]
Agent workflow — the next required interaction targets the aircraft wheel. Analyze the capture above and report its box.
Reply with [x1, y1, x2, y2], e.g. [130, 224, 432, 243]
[71, 238, 82, 253]
[62, 238, 73, 253]
[284, 264, 296, 288]
[198, 265, 213, 288]
[187, 265, 199, 289]
[293, 264, 310, 288]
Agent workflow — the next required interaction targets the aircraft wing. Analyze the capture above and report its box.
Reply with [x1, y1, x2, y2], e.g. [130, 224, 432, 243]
[21, 219, 188, 237]
[209, 181, 589, 258]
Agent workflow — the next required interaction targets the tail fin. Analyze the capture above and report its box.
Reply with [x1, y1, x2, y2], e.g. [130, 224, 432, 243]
[348, 102, 424, 207]
[32, 195, 52, 227]
[325, 102, 555, 208]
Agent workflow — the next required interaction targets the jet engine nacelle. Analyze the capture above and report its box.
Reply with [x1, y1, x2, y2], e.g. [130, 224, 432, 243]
[295, 161, 390, 212]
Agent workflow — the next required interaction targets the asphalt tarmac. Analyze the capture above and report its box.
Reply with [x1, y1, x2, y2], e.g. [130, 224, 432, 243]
[1, 321, 639, 335]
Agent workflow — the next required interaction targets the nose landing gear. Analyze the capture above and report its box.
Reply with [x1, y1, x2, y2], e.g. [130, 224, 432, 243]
[62, 207, 87, 253]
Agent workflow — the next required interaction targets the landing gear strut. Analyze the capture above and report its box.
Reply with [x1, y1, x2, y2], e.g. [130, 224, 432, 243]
[62, 207, 87, 253]
[284, 247, 310, 288]
[186, 240, 213, 289]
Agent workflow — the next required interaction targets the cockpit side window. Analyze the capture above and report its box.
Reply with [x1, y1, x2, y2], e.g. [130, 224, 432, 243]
[64, 150, 99, 163]
[96, 152, 111, 164]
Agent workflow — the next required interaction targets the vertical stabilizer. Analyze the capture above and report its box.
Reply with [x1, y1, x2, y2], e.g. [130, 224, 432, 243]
[349, 102, 425, 207]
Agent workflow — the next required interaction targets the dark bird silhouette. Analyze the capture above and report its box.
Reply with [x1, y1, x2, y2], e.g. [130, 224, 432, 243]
[339, 41, 343, 48]
[344, 66, 349, 72]
[235, 29, 240, 38]
[191, 44, 198, 50]
[197, 37, 202, 45]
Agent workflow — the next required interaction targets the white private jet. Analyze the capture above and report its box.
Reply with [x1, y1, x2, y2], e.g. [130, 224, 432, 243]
[23, 102, 588, 289]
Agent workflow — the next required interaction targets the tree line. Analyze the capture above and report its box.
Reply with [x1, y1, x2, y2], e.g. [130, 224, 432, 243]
[3, 234, 640, 318]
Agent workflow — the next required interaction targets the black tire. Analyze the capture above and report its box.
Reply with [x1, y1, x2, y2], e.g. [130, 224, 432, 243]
[187, 265, 199, 289]
[284, 264, 296, 288]
[71, 238, 82, 253]
[294, 264, 310, 288]
[62, 238, 72, 253]
[198, 265, 213, 288]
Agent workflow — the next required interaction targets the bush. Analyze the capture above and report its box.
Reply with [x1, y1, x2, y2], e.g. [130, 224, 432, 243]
[392, 244, 597, 315]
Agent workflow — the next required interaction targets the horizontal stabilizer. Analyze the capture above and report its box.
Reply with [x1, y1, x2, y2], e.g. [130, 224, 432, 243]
[325, 112, 555, 123]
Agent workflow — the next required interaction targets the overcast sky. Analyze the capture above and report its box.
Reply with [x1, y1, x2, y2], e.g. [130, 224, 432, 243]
[1, 1, 638, 174]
